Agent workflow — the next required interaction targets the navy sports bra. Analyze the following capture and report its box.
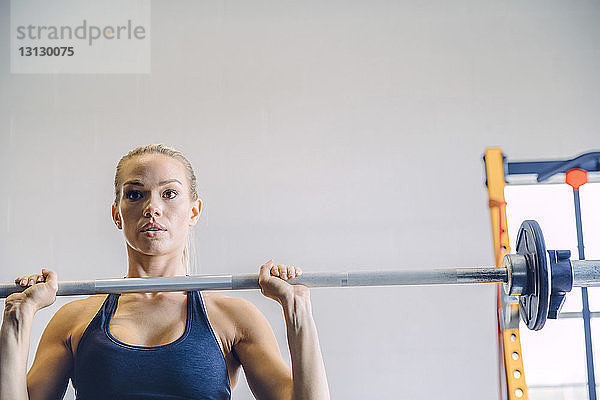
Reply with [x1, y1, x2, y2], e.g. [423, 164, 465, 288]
[71, 291, 231, 400]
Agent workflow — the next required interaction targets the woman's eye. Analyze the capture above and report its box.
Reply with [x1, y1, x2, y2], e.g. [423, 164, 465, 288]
[125, 190, 142, 200]
[163, 189, 178, 199]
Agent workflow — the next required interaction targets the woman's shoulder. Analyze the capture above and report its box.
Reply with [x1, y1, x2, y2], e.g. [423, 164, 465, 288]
[55, 294, 108, 318]
[47, 295, 109, 354]
[201, 292, 269, 334]
[202, 292, 261, 317]
[49, 295, 109, 336]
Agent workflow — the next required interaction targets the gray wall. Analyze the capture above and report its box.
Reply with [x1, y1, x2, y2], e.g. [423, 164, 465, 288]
[1, 1, 599, 399]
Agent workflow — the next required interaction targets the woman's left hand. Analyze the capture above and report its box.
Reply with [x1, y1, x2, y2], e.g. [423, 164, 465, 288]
[259, 259, 309, 305]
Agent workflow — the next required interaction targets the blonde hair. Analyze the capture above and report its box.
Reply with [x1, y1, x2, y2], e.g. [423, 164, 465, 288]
[114, 144, 199, 275]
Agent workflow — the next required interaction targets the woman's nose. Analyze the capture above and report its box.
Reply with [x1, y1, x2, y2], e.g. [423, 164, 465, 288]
[143, 201, 161, 217]
[143, 207, 161, 217]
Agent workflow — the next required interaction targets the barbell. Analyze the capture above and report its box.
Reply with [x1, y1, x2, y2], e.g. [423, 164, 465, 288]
[1, 220, 598, 331]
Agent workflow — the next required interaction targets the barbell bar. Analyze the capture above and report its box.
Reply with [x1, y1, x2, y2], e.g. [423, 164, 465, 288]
[0, 220, 598, 331]
[0, 267, 510, 297]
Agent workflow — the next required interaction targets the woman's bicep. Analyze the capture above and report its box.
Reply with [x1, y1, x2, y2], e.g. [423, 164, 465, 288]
[231, 300, 293, 400]
[26, 305, 75, 400]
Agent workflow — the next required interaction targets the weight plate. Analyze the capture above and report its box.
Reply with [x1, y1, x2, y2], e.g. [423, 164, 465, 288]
[516, 220, 550, 330]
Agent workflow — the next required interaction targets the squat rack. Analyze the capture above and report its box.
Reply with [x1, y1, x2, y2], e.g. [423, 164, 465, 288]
[484, 149, 600, 400]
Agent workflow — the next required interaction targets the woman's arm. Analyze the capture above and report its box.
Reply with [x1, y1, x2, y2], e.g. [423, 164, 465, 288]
[0, 269, 72, 400]
[279, 290, 329, 400]
[231, 260, 330, 400]
[0, 298, 36, 399]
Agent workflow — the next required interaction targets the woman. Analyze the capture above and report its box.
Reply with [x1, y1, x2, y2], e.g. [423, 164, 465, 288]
[0, 144, 330, 400]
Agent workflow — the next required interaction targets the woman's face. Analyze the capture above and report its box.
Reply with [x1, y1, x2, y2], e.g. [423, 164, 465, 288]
[112, 154, 201, 258]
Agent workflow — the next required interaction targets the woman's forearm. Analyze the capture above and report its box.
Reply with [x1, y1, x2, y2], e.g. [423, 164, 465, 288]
[0, 302, 35, 400]
[281, 296, 330, 400]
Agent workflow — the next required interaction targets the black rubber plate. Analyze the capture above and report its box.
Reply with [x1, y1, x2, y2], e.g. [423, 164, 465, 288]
[516, 220, 550, 331]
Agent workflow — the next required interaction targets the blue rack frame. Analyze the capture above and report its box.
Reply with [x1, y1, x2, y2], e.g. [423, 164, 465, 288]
[506, 152, 600, 181]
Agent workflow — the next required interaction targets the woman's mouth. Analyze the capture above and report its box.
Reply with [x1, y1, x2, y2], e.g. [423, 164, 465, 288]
[140, 222, 167, 237]
[142, 229, 165, 237]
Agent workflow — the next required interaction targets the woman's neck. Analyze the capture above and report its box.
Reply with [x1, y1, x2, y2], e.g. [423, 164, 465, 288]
[125, 247, 187, 278]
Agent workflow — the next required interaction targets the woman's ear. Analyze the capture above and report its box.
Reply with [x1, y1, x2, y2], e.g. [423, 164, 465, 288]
[189, 199, 202, 227]
[111, 203, 122, 229]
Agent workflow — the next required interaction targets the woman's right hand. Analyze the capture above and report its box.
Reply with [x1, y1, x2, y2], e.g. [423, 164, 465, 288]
[6, 269, 58, 313]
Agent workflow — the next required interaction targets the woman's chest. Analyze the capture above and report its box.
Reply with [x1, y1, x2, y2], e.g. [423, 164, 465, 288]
[70, 293, 242, 389]
[109, 297, 188, 347]
[70, 294, 238, 363]
[71, 295, 233, 398]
